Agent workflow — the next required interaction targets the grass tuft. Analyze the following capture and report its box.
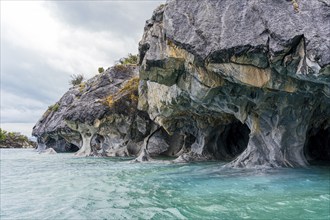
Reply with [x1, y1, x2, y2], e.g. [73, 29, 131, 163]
[48, 103, 60, 112]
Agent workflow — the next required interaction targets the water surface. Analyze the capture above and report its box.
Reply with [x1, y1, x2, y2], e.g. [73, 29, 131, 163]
[1, 149, 329, 219]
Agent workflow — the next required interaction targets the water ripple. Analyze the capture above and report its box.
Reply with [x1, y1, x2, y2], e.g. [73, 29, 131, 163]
[1, 149, 330, 220]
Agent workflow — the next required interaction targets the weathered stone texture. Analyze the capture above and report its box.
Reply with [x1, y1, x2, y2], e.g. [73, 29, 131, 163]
[138, 0, 330, 167]
[33, 66, 155, 157]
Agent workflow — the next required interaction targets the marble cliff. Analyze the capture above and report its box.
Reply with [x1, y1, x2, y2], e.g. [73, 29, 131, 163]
[33, 0, 330, 167]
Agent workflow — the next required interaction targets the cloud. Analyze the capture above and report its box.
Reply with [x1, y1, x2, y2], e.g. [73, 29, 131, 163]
[46, 1, 163, 38]
[0, 123, 36, 138]
[1, 39, 69, 102]
[0, 0, 164, 136]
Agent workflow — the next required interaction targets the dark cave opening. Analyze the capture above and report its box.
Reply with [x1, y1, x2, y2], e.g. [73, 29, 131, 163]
[43, 136, 80, 153]
[91, 134, 105, 152]
[67, 144, 80, 152]
[184, 133, 196, 151]
[44, 137, 58, 151]
[207, 121, 250, 161]
[304, 127, 330, 164]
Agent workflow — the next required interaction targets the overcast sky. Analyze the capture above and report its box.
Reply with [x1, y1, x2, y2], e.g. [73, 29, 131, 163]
[1, 0, 164, 137]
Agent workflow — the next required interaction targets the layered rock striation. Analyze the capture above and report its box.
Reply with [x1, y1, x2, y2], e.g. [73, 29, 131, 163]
[33, 0, 329, 168]
[138, 0, 330, 167]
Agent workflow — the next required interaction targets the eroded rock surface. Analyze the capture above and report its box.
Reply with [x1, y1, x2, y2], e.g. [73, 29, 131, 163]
[33, 0, 329, 167]
[138, 1, 330, 167]
[33, 65, 156, 157]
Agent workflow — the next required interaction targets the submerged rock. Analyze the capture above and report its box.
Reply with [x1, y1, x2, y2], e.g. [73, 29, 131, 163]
[138, 0, 330, 167]
[39, 148, 57, 155]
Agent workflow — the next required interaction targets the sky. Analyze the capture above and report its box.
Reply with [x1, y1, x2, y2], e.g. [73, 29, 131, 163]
[1, 0, 164, 137]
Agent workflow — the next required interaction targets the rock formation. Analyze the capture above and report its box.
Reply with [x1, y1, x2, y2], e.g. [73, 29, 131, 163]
[138, 0, 330, 167]
[33, 0, 330, 168]
[33, 64, 185, 158]
[32, 65, 152, 156]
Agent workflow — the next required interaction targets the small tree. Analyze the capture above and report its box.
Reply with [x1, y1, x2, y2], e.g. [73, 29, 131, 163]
[98, 67, 104, 73]
[0, 128, 7, 142]
[70, 74, 84, 86]
[119, 54, 139, 65]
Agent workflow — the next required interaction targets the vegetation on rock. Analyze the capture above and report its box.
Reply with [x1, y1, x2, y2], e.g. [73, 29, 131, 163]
[104, 76, 139, 114]
[111, 64, 132, 74]
[70, 74, 84, 86]
[0, 128, 36, 148]
[98, 67, 104, 73]
[111, 54, 139, 74]
[119, 54, 139, 65]
[78, 82, 86, 93]
[48, 103, 60, 112]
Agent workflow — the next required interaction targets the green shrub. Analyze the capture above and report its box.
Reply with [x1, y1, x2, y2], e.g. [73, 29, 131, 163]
[70, 74, 84, 86]
[110, 54, 139, 74]
[0, 128, 35, 147]
[48, 103, 60, 112]
[98, 67, 104, 73]
[0, 128, 7, 142]
[119, 54, 139, 65]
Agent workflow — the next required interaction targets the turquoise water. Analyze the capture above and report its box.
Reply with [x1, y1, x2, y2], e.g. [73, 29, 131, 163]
[1, 149, 329, 220]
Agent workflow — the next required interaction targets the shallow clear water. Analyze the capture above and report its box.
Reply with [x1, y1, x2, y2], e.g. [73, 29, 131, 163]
[1, 149, 329, 220]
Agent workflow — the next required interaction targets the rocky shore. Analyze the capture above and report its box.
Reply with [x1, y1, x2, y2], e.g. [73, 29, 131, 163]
[0, 129, 36, 149]
[33, 0, 330, 167]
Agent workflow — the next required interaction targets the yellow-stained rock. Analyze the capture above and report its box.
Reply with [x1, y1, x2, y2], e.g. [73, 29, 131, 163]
[207, 63, 271, 88]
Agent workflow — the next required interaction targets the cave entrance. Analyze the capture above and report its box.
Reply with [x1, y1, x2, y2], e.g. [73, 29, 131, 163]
[207, 121, 250, 161]
[45, 137, 56, 149]
[91, 134, 105, 151]
[304, 127, 330, 164]
[67, 144, 80, 152]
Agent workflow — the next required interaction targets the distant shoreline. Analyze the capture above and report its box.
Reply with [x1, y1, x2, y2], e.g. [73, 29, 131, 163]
[0, 128, 37, 149]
